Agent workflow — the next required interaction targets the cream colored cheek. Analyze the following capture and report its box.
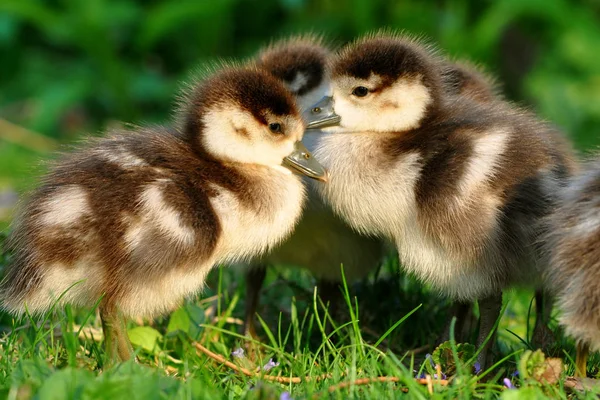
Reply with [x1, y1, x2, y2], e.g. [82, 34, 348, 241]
[334, 98, 366, 128]
[281, 140, 295, 159]
[331, 92, 351, 118]
[259, 139, 293, 166]
[293, 127, 304, 142]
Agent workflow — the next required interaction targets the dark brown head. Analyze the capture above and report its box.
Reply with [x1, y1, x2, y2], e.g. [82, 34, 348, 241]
[179, 66, 306, 168]
[330, 34, 443, 132]
[256, 35, 331, 110]
[441, 60, 500, 103]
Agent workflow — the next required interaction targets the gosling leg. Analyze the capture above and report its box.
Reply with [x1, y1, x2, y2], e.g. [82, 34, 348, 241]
[531, 289, 555, 350]
[100, 304, 135, 366]
[476, 293, 503, 368]
[575, 342, 589, 378]
[243, 265, 267, 339]
[316, 280, 343, 318]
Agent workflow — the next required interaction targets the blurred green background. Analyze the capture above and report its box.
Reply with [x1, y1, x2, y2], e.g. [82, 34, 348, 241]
[1, 0, 599, 227]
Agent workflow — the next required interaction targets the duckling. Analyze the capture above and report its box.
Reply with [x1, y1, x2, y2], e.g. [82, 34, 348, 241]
[241, 35, 387, 338]
[256, 34, 333, 112]
[545, 158, 600, 377]
[0, 66, 327, 364]
[307, 33, 576, 366]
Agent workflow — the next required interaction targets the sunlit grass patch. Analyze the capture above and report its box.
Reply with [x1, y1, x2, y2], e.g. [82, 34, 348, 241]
[0, 255, 597, 399]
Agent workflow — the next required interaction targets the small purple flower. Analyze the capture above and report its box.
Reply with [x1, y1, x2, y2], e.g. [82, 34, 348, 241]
[416, 371, 426, 379]
[263, 358, 280, 371]
[511, 370, 519, 377]
[231, 348, 244, 358]
[503, 378, 515, 389]
[280, 392, 293, 400]
[433, 373, 447, 380]
[473, 361, 481, 375]
[425, 353, 435, 367]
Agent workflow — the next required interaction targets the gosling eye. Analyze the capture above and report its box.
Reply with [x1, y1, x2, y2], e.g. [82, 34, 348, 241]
[352, 86, 369, 97]
[269, 123, 283, 134]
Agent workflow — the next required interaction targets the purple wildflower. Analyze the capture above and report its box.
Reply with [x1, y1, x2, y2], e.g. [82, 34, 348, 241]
[511, 370, 519, 377]
[263, 358, 280, 371]
[433, 373, 447, 380]
[231, 348, 244, 358]
[503, 378, 515, 389]
[280, 392, 293, 400]
[473, 361, 481, 375]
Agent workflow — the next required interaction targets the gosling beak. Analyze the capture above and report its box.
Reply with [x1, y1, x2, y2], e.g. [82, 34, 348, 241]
[283, 141, 328, 182]
[304, 96, 341, 129]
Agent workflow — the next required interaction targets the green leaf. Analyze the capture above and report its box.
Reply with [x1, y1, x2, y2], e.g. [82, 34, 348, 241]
[167, 307, 191, 335]
[128, 326, 163, 354]
[518, 349, 546, 381]
[432, 341, 476, 376]
[165, 303, 205, 340]
[185, 303, 205, 339]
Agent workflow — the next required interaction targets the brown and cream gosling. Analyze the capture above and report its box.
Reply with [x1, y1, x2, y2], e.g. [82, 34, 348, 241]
[0, 66, 327, 364]
[545, 158, 600, 377]
[308, 33, 576, 366]
[241, 35, 387, 338]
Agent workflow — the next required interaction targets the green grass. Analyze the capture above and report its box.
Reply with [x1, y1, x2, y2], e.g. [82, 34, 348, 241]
[1, 250, 598, 400]
[2, 0, 600, 397]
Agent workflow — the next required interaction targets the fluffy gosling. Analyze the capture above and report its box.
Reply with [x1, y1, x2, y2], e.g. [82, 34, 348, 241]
[308, 34, 575, 366]
[545, 158, 600, 377]
[0, 66, 327, 364]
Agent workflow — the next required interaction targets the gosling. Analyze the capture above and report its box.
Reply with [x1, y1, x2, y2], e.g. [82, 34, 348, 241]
[308, 33, 575, 366]
[0, 66, 327, 363]
[545, 158, 600, 377]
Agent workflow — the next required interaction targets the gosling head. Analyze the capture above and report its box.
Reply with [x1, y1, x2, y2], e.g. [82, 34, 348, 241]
[179, 66, 327, 181]
[256, 35, 331, 111]
[323, 34, 444, 133]
[255, 35, 340, 129]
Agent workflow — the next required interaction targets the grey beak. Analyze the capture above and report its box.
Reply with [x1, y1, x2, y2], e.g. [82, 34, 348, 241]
[282, 141, 328, 182]
[303, 96, 341, 129]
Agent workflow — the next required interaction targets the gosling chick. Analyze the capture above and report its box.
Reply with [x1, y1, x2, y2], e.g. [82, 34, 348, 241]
[242, 35, 387, 338]
[545, 158, 600, 377]
[0, 66, 326, 364]
[309, 34, 575, 366]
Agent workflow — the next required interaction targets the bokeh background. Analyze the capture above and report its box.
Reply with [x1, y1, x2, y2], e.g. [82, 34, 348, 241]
[1, 0, 599, 222]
